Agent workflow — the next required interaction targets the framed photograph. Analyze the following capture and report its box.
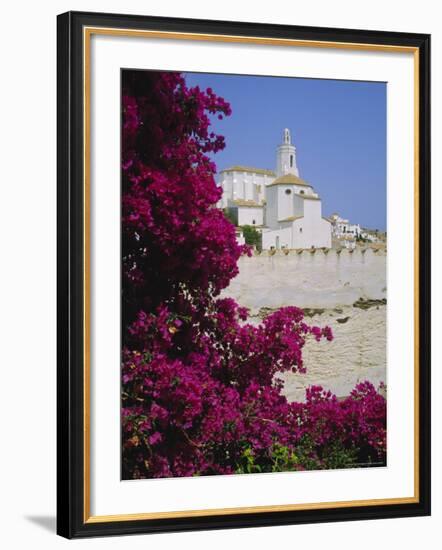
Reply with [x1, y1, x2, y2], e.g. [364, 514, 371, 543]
[57, 11, 431, 538]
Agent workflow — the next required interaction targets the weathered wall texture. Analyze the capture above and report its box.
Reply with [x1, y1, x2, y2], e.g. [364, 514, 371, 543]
[222, 248, 387, 401]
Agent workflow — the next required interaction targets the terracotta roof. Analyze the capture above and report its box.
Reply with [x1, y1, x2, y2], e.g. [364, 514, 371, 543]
[231, 199, 263, 207]
[301, 194, 320, 201]
[220, 165, 275, 176]
[266, 173, 312, 187]
[278, 215, 304, 222]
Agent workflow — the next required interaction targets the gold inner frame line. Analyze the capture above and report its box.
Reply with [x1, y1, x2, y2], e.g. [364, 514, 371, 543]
[83, 26, 420, 524]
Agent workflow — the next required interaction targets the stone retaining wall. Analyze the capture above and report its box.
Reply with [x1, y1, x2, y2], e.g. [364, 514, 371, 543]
[222, 249, 387, 401]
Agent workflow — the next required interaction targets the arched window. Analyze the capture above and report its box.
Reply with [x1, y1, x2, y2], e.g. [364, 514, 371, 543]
[252, 219, 256, 225]
[290, 155, 293, 167]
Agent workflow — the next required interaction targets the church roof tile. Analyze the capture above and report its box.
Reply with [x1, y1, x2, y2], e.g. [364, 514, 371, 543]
[278, 215, 304, 222]
[221, 165, 276, 176]
[267, 174, 312, 187]
[301, 194, 321, 201]
[231, 199, 264, 207]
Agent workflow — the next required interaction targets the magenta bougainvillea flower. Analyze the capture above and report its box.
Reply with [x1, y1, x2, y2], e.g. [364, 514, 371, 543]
[121, 70, 386, 479]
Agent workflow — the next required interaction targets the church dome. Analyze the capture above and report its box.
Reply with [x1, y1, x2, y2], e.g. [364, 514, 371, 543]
[268, 173, 312, 187]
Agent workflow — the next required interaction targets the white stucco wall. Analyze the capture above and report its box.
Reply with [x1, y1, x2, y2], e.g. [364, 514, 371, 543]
[292, 193, 305, 218]
[281, 305, 386, 400]
[221, 249, 387, 400]
[218, 170, 274, 207]
[224, 248, 386, 309]
[276, 185, 295, 221]
[291, 199, 332, 249]
[276, 144, 299, 177]
[244, 179, 254, 201]
[262, 192, 331, 249]
[264, 186, 279, 228]
[262, 226, 292, 249]
[237, 206, 264, 227]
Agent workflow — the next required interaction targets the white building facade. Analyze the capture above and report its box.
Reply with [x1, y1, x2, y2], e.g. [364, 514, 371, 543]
[329, 213, 361, 239]
[218, 128, 332, 250]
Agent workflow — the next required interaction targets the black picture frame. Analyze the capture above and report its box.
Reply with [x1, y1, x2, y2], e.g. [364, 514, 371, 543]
[57, 10, 431, 539]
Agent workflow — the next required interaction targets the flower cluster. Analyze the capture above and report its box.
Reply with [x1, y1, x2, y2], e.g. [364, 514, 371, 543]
[121, 70, 386, 479]
[122, 71, 243, 327]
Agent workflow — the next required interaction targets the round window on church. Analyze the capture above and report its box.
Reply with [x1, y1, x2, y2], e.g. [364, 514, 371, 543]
[285, 189, 292, 195]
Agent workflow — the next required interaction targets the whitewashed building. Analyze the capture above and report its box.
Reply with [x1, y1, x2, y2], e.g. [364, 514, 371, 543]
[262, 174, 331, 250]
[218, 166, 272, 227]
[329, 213, 361, 239]
[218, 128, 332, 249]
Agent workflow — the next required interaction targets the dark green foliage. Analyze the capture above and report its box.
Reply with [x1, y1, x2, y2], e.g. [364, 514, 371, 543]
[242, 225, 262, 251]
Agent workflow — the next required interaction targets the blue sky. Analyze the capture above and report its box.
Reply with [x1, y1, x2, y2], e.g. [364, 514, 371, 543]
[185, 72, 386, 231]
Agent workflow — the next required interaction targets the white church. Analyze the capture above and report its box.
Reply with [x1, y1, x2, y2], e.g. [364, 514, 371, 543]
[218, 128, 332, 250]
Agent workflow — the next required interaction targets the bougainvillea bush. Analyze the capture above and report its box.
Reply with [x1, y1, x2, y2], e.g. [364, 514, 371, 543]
[121, 70, 386, 479]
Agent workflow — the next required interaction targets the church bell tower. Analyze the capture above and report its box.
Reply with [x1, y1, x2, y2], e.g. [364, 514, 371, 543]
[276, 128, 299, 177]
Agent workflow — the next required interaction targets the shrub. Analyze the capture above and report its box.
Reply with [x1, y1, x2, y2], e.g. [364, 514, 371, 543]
[242, 224, 262, 251]
[121, 70, 386, 479]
